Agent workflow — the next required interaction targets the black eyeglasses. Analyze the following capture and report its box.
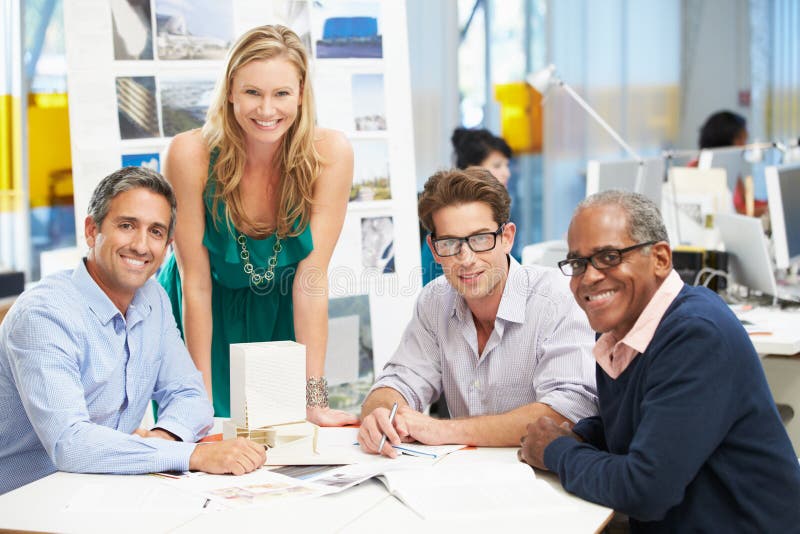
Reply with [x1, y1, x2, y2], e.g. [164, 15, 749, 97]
[431, 224, 506, 257]
[558, 241, 657, 276]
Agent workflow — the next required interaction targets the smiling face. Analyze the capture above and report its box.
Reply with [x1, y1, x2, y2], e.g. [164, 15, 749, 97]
[567, 203, 671, 340]
[429, 201, 515, 305]
[85, 187, 172, 313]
[480, 150, 511, 187]
[228, 56, 302, 146]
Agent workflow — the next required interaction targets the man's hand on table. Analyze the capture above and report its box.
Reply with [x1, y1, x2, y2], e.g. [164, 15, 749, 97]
[189, 437, 266, 475]
[518, 416, 579, 470]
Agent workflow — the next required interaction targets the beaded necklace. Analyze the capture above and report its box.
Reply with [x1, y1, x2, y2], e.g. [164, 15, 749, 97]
[237, 233, 282, 286]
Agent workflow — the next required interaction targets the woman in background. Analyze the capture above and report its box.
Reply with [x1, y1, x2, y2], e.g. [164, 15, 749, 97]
[420, 127, 513, 285]
[694, 110, 765, 215]
[451, 127, 512, 186]
[159, 25, 357, 426]
[698, 110, 748, 149]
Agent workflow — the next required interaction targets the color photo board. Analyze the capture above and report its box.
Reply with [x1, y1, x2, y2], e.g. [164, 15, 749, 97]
[63, 0, 420, 395]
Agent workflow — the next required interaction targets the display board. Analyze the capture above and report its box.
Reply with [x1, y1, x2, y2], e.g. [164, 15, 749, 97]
[63, 0, 420, 411]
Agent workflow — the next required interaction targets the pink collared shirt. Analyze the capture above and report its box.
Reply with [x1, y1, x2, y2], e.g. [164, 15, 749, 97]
[593, 269, 684, 379]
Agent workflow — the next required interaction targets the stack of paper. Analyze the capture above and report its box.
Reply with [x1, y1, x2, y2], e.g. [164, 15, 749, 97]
[378, 463, 569, 519]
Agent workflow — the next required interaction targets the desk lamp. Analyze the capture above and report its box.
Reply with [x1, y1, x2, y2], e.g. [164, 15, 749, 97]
[526, 64, 645, 193]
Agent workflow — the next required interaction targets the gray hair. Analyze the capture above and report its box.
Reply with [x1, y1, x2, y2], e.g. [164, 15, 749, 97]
[574, 190, 669, 244]
[87, 166, 177, 238]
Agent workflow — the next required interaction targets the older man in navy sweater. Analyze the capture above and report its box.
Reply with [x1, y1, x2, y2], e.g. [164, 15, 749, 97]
[519, 190, 800, 532]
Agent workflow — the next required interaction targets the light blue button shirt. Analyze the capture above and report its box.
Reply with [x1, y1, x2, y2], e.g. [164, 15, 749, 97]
[0, 260, 213, 494]
[371, 257, 598, 422]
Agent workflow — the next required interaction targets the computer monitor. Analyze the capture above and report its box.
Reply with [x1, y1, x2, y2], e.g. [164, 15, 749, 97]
[765, 163, 800, 270]
[715, 213, 778, 297]
[586, 157, 665, 207]
[698, 147, 751, 194]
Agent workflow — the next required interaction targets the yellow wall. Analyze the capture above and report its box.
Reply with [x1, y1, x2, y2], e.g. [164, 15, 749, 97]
[27, 93, 72, 209]
[0, 94, 23, 213]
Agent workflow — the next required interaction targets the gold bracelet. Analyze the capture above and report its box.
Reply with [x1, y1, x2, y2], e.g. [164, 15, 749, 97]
[306, 376, 329, 408]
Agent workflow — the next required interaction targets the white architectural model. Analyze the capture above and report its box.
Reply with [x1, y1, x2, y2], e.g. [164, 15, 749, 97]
[224, 341, 318, 454]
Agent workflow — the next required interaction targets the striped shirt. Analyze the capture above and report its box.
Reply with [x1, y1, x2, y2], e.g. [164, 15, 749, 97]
[0, 260, 213, 494]
[372, 257, 598, 422]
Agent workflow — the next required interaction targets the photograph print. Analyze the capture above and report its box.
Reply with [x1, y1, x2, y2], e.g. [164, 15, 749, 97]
[159, 75, 216, 137]
[326, 294, 374, 412]
[110, 0, 154, 60]
[352, 73, 386, 131]
[361, 216, 395, 274]
[350, 139, 390, 202]
[266, 0, 313, 54]
[121, 152, 160, 172]
[313, 1, 383, 59]
[115, 76, 160, 139]
[154, 0, 233, 60]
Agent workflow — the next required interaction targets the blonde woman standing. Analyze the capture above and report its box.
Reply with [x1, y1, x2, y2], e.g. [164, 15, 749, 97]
[159, 25, 357, 426]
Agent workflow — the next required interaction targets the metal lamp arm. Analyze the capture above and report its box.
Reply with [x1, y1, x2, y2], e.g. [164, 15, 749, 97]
[558, 80, 643, 162]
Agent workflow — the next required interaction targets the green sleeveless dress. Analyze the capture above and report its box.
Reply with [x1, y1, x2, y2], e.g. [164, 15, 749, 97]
[158, 150, 314, 417]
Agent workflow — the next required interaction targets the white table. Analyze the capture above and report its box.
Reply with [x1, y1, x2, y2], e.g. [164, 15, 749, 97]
[740, 306, 800, 356]
[0, 448, 613, 533]
[738, 306, 800, 455]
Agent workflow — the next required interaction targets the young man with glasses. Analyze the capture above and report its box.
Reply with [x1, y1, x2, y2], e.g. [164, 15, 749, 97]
[357, 168, 598, 456]
[519, 190, 800, 531]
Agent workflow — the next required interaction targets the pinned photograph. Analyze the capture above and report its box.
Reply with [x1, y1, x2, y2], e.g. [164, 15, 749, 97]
[268, 0, 313, 54]
[352, 73, 386, 131]
[154, 0, 232, 60]
[313, 1, 383, 59]
[350, 140, 390, 202]
[110, 0, 154, 60]
[160, 76, 215, 137]
[121, 152, 160, 172]
[361, 216, 394, 274]
[326, 294, 373, 412]
[115, 76, 160, 139]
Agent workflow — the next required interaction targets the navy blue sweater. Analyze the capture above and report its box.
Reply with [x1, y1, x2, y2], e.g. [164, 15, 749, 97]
[544, 284, 800, 532]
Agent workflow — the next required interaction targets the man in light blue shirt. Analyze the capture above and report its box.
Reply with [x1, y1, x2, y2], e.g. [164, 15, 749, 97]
[0, 167, 265, 494]
[358, 168, 597, 456]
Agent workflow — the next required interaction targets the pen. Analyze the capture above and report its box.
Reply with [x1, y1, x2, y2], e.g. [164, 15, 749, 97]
[377, 402, 399, 454]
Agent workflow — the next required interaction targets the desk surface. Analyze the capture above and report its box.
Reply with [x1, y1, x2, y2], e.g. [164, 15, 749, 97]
[737, 306, 800, 355]
[0, 448, 613, 534]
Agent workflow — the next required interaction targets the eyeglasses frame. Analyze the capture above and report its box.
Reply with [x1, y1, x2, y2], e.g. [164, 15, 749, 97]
[431, 223, 507, 258]
[558, 240, 658, 276]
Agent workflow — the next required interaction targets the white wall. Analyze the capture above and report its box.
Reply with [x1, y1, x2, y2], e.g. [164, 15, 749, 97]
[678, 0, 751, 148]
[406, 0, 460, 190]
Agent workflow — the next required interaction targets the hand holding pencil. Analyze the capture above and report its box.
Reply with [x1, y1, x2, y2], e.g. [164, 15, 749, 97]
[357, 401, 408, 458]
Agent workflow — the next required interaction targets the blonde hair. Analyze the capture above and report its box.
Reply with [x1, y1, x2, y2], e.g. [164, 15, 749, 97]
[202, 25, 320, 237]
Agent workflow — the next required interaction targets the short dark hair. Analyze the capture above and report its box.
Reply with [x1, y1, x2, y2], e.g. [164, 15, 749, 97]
[419, 168, 510, 235]
[451, 127, 512, 169]
[698, 111, 747, 149]
[87, 166, 177, 238]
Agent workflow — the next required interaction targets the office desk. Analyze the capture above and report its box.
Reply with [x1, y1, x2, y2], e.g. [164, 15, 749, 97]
[0, 448, 613, 534]
[741, 306, 800, 356]
[738, 306, 800, 455]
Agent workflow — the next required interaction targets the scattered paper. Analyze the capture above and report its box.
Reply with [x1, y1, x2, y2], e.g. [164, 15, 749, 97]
[378, 463, 573, 520]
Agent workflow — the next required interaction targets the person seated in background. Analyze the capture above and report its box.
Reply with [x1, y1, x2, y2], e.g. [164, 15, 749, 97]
[0, 167, 266, 495]
[692, 109, 766, 215]
[359, 168, 597, 456]
[519, 190, 800, 532]
[421, 127, 513, 286]
[698, 109, 748, 149]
